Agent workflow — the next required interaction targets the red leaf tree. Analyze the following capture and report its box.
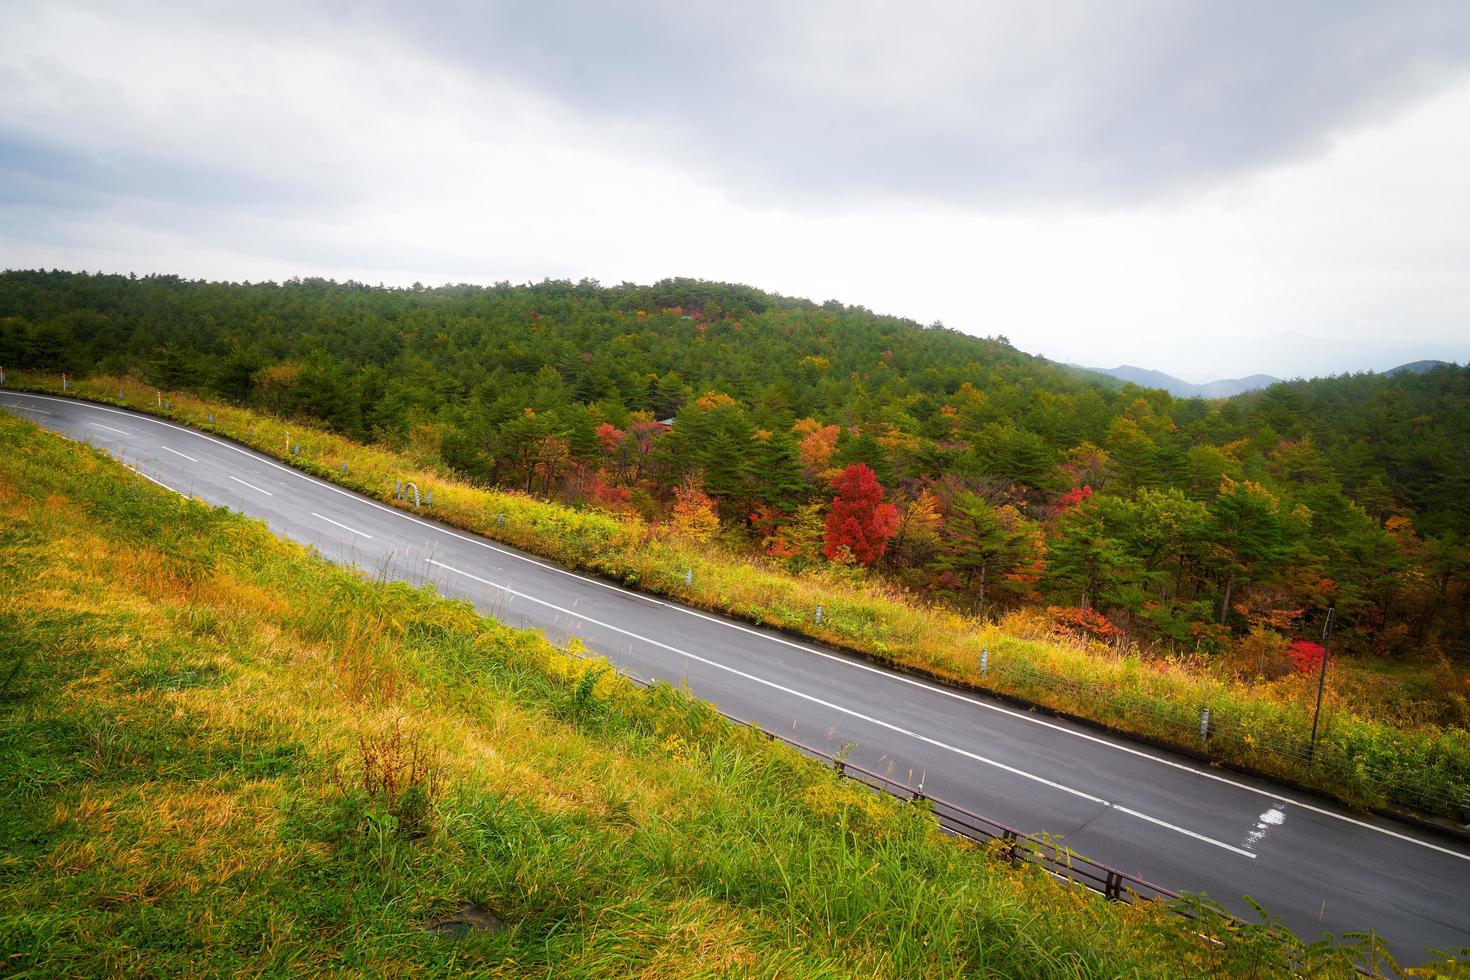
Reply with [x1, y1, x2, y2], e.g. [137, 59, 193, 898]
[1286, 640, 1330, 674]
[1057, 484, 1094, 512]
[823, 464, 899, 566]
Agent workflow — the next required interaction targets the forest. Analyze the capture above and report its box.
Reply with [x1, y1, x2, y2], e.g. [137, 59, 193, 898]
[2, 269, 1466, 671]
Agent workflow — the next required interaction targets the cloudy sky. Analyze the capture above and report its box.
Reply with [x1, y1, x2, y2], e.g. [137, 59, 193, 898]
[3, 2, 1468, 382]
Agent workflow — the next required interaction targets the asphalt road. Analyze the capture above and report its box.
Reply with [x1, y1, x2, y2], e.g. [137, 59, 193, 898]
[4, 390, 1468, 965]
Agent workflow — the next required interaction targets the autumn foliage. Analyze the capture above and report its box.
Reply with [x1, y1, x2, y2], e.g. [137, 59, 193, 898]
[823, 464, 899, 566]
[1287, 640, 1330, 675]
[1058, 485, 1094, 512]
[1048, 606, 1120, 643]
[595, 422, 625, 454]
[669, 473, 720, 543]
[794, 419, 840, 473]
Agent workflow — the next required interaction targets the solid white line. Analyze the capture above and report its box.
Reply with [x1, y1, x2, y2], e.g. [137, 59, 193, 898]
[14, 391, 1469, 863]
[425, 556, 1254, 859]
[88, 421, 132, 435]
[422, 558, 1109, 805]
[2, 402, 51, 414]
[312, 512, 372, 539]
[126, 465, 181, 495]
[228, 475, 273, 496]
[159, 445, 199, 462]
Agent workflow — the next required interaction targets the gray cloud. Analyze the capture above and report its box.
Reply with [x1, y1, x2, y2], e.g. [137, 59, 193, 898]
[5, 2, 1468, 212]
[358, 0, 1470, 205]
[1, 1, 1467, 382]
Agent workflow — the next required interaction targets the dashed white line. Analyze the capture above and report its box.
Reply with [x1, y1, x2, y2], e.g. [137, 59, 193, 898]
[88, 421, 132, 436]
[1114, 806, 1257, 859]
[311, 512, 372, 539]
[228, 475, 273, 496]
[2, 403, 51, 414]
[159, 445, 199, 462]
[424, 556, 1253, 859]
[12, 391, 1469, 864]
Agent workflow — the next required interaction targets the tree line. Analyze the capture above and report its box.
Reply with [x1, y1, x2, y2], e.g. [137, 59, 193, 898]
[2, 269, 1466, 663]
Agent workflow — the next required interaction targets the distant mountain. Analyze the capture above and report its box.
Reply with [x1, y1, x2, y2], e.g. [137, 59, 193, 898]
[1385, 359, 1451, 376]
[1070, 358, 1459, 398]
[1073, 364, 1280, 399]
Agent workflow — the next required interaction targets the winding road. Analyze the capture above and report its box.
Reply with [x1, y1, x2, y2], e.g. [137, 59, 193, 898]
[4, 389, 1467, 965]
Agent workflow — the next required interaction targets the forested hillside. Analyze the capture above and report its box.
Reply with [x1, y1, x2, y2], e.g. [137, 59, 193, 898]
[2, 270, 1466, 664]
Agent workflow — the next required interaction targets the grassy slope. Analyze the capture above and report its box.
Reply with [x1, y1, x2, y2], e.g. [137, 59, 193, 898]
[7, 373, 1469, 825]
[2, 413, 1392, 976]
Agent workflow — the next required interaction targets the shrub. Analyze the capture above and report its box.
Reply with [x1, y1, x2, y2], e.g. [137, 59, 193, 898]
[1286, 641, 1330, 676]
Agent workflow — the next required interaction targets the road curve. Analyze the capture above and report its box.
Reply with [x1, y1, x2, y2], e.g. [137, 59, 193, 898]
[4, 390, 1467, 964]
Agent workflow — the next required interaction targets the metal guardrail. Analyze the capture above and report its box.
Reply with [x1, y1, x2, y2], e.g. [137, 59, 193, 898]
[611, 668, 1390, 974]
[611, 667, 1182, 908]
[736, 711, 1183, 907]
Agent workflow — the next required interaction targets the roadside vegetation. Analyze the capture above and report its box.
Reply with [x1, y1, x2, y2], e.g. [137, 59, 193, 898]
[6, 371, 1469, 826]
[0, 412, 1397, 976]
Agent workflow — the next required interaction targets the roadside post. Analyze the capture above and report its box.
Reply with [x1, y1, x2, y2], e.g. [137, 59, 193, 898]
[1307, 607, 1335, 763]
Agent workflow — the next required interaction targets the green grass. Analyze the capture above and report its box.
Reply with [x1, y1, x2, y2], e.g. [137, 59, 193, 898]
[0, 411, 1402, 975]
[7, 371, 1468, 826]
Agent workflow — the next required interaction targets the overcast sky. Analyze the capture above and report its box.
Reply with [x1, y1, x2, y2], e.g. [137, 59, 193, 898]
[3, 2, 1468, 382]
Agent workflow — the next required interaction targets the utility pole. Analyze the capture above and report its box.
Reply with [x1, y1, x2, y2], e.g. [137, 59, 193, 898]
[1307, 606, 1335, 763]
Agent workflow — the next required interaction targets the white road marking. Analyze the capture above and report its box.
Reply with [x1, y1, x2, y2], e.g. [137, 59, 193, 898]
[311, 512, 372, 539]
[159, 445, 199, 462]
[2, 402, 51, 414]
[425, 557, 1253, 859]
[88, 421, 132, 435]
[228, 475, 273, 496]
[14, 391, 1469, 864]
[1244, 806, 1288, 852]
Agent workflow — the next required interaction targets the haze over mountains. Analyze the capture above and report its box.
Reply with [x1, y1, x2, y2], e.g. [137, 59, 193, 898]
[1074, 360, 1452, 399]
